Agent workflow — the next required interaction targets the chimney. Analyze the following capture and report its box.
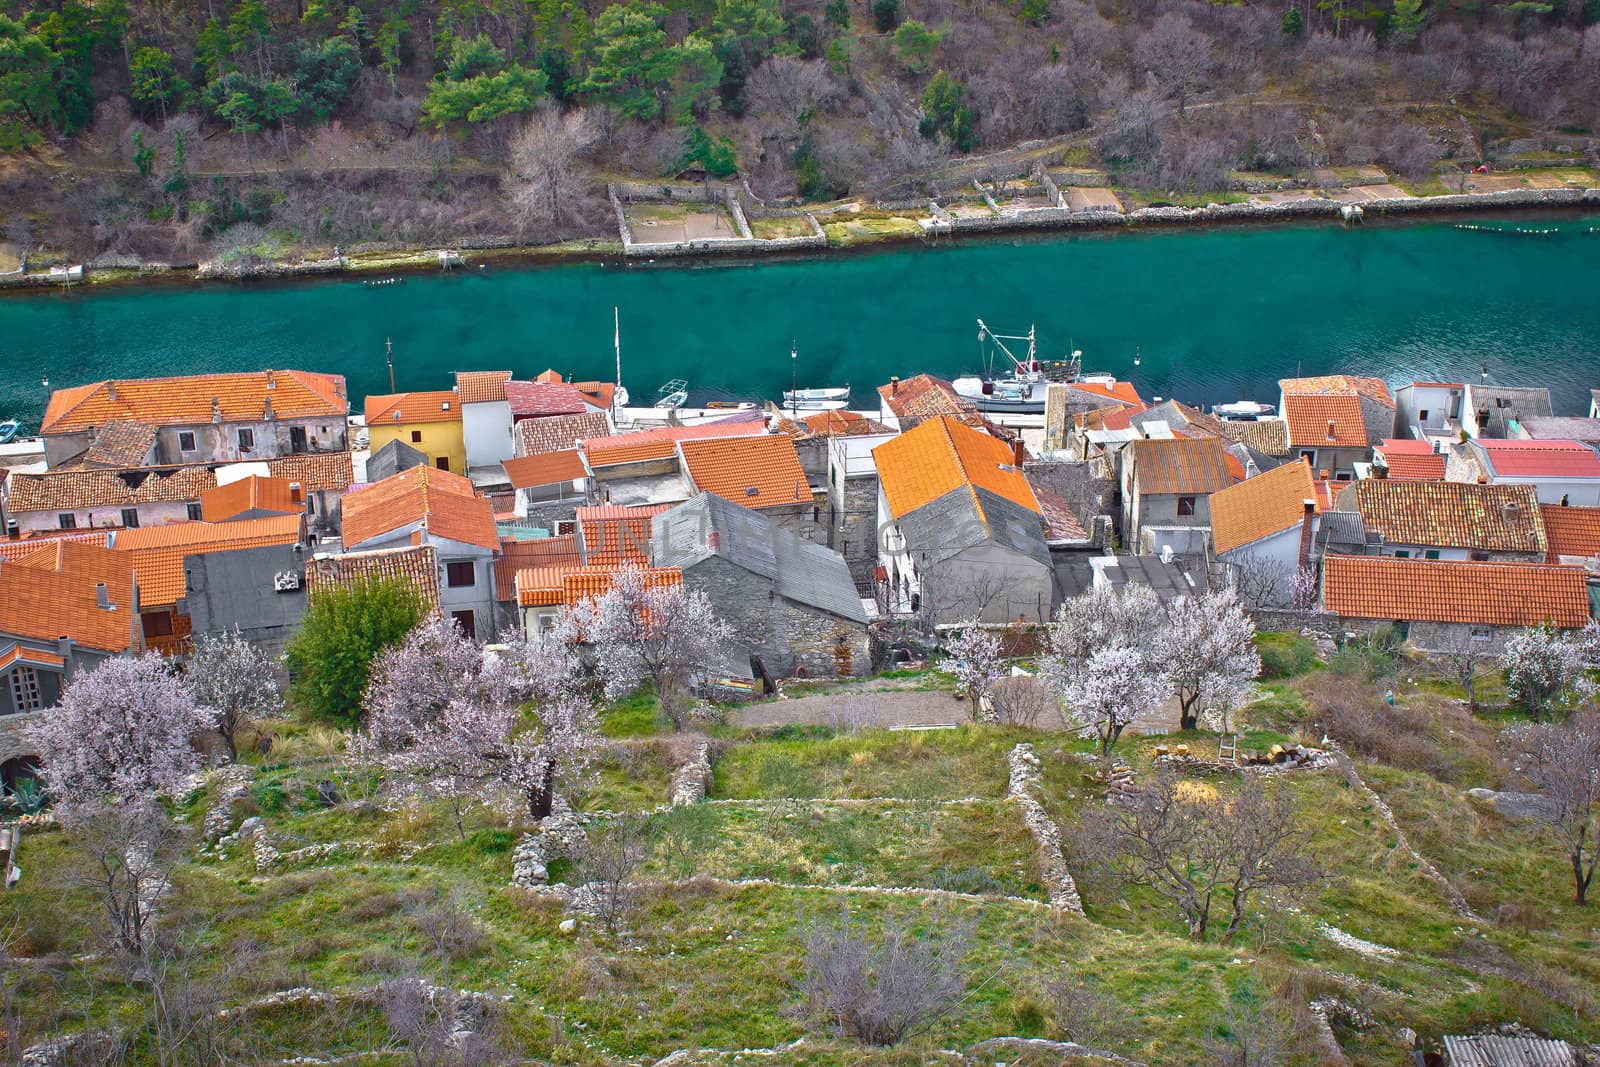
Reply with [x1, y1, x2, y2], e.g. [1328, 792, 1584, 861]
[708, 530, 720, 551]
[263, 395, 274, 420]
[265, 370, 276, 390]
[1374, 459, 1388, 479]
[1297, 498, 1316, 576]
[212, 397, 222, 424]
[106, 381, 117, 402]
[290, 481, 304, 503]
[890, 376, 900, 396]
[95, 582, 112, 610]
[1325, 420, 1336, 441]
[1012, 438, 1027, 466]
[1319, 470, 1331, 481]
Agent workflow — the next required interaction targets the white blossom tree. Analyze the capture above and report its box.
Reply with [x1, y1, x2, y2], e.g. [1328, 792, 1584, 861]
[183, 628, 285, 760]
[1501, 626, 1597, 720]
[575, 569, 734, 731]
[939, 622, 1006, 722]
[30, 654, 212, 812]
[1507, 714, 1600, 904]
[1055, 644, 1165, 758]
[1159, 590, 1261, 732]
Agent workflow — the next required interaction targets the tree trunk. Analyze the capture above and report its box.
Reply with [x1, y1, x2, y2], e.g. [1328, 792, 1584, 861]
[526, 760, 555, 819]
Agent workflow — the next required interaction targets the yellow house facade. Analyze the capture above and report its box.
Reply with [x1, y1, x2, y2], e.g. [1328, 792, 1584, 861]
[364, 391, 467, 474]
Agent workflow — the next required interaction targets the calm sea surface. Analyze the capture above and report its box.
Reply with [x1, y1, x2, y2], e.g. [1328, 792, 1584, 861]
[2, 215, 1599, 427]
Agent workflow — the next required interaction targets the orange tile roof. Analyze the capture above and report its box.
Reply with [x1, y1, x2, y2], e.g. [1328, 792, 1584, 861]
[200, 476, 303, 522]
[0, 530, 113, 561]
[503, 450, 589, 490]
[306, 545, 441, 612]
[1129, 437, 1236, 496]
[873, 415, 1039, 520]
[1373, 439, 1446, 480]
[364, 390, 463, 426]
[494, 535, 583, 601]
[535, 369, 564, 383]
[1283, 394, 1369, 449]
[1210, 458, 1317, 555]
[1068, 380, 1144, 407]
[114, 513, 304, 606]
[1280, 375, 1395, 408]
[515, 565, 575, 606]
[517, 411, 610, 456]
[583, 422, 765, 467]
[264, 451, 354, 493]
[561, 566, 681, 609]
[802, 410, 894, 437]
[342, 465, 497, 551]
[877, 374, 984, 428]
[1323, 555, 1589, 628]
[0, 644, 67, 670]
[5, 464, 218, 514]
[82, 419, 158, 467]
[678, 435, 811, 510]
[1540, 504, 1600, 562]
[570, 381, 617, 410]
[577, 504, 669, 566]
[0, 541, 140, 652]
[41, 370, 347, 435]
[456, 371, 512, 404]
[1351, 481, 1544, 554]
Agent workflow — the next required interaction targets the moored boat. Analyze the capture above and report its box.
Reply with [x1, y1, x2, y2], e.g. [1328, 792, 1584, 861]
[654, 379, 689, 409]
[1211, 400, 1276, 421]
[783, 385, 850, 405]
[0, 420, 20, 444]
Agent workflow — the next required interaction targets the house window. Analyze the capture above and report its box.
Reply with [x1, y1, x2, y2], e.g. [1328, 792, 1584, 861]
[186, 503, 203, 521]
[1393, 550, 1410, 558]
[451, 610, 476, 640]
[57, 513, 76, 530]
[9, 668, 42, 713]
[1418, 409, 1430, 422]
[1177, 495, 1196, 516]
[121, 508, 140, 529]
[1470, 626, 1492, 642]
[142, 612, 174, 637]
[237, 427, 255, 452]
[1423, 549, 1441, 560]
[1470, 550, 1490, 562]
[1299, 449, 1316, 462]
[446, 561, 475, 588]
[178, 431, 196, 452]
[411, 430, 423, 443]
[435, 457, 450, 471]
[306, 495, 316, 515]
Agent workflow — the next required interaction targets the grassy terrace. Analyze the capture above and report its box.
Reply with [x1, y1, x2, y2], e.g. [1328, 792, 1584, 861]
[4, 641, 1598, 1064]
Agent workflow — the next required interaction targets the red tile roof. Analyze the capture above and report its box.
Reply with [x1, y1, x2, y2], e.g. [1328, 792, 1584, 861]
[505, 381, 588, 418]
[456, 371, 512, 404]
[82, 419, 158, 467]
[517, 411, 611, 456]
[1029, 481, 1089, 543]
[1323, 555, 1590, 628]
[583, 422, 765, 467]
[1281, 375, 1395, 408]
[364, 391, 462, 425]
[306, 545, 441, 613]
[265, 451, 355, 493]
[341, 465, 497, 551]
[5, 464, 217, 514]
[199, 476, 302, 522]
[1374, 439, 1446, 480]
[577, 504, 669, 566]
[1349, 481, 1545, 554]
[877, 374, 984, 428]
[1475, 439, 1600, 479]
[0, 541, 139, 652]
[802, 410, 894, 437]
[503, 450, 589, 490]
[678, 435, 811, 510]
[874, 415, 1039, 519]
[493, 535, 583, 601]
[1067, 380, 1144, 407]
[41, 370, 347, 434]
[1210, 458, 1317, 555]
[1283, 394, 1369, 449]
[562, 566, 681, 609]
[1540, 505, 1600, 562]
[113, 513, 305, 606]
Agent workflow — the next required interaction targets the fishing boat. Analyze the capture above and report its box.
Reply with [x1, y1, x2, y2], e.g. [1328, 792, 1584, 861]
[0, 420, 20, 445]
[952, 320, 1083, 414]
[1211, 400, 1276, 422]
[654, 379, 689, 410]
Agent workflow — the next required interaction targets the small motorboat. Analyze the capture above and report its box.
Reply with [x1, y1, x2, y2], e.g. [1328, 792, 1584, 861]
[1211, 400, 1276, 422]
[783, 385, 850, 407]
[654, 379, 688, 409]
[783, 397, 850, 412]
[0, 420, 20, 444]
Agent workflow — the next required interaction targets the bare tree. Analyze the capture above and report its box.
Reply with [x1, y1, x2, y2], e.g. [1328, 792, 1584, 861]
[184, 628, 285, 761]
[506, 108, 601, 231]
[1077, 772, 1317, 940]
[745, 57, 844, 144]
[795, 905, 974, 1045]
[1205, 995, 1295, 1067]
[408, 888, 485, 984]
[1441, 630, 1488, 712]
[68, 800, 184, 961]
[1043, 974, 1130, 1048]
[1137, 13, 1215, 117]
[382, 975, 505, 1067]
[1224, 550, 1292, 610]
[1507, 714, 1600, 904]
[582, 815, 648, 934]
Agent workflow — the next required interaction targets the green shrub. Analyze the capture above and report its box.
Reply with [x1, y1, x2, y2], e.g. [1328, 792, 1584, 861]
[1254, 632, 1319, 680]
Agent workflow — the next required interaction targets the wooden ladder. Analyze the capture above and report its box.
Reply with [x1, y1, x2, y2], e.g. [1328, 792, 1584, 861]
[1218, 734, 1239, 766]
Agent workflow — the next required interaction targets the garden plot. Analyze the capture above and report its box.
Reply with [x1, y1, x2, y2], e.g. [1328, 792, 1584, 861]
[625, 201, 738, 243]
[710, 727, 1031, 800]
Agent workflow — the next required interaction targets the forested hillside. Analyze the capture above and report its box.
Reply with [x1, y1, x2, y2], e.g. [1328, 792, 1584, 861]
[1, 0, 1597, 260]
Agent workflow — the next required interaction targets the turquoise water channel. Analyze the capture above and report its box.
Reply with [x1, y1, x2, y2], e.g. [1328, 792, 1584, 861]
[2, 216, 1598, 426]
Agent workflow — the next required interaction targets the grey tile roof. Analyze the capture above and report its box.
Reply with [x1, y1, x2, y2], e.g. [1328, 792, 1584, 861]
[1442, 1034, 1575, 1067]
[897, 486, 1052, 568]
[653, 492, 867, 623]
[1097, 553, 1204, 600]
[1315, 510, 1366, 549]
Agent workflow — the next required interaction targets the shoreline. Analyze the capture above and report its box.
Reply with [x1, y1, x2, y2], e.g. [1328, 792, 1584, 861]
[2, 185, 1597, 298]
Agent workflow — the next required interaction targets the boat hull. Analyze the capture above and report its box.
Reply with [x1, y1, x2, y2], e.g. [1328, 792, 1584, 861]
[968, 395, 1046, 413]
[783, 399, 849, 412]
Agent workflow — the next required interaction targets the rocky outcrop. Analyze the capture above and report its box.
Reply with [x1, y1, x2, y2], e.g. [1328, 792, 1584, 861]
[203, 765, 255, 844]
[670, 742, 713, 806]
[510, 798, 588, 888]
[1467, 787, 1557, 820]
[1006, 743, 1085, 915]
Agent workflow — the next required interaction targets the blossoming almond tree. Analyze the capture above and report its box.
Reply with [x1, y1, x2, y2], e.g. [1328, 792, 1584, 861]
[1159, 589, 1260, 732]
[575, 568, 734, 731]
[1041, 586, 1166, 756]
[184, 628, 285, 760]
[939, 622, 1005, 722]
[1500, 625, 1598, 720]
[1507, 714, 1600, 904]
[30, 654, 213, 813]
[1055, 644, 1166, 758]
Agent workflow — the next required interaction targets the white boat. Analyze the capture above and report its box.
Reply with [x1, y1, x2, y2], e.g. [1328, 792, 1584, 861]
[1211, 400, 1276, 422]
[783, 385, 850, 405]
[784, 397, 850, 412]
[953, 320, 1087, 414]
[654, 379, 688, 409]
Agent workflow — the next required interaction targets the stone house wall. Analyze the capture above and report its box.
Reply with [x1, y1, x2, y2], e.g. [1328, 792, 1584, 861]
[680, 555, 868, 677]
[829, 471, 881, 591]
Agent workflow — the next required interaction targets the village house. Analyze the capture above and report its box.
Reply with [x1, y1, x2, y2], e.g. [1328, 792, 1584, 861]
[1393, 380, 1465, 447]
[825, 428, 897, 592]
[1279, 374, 1395, 478]
[652, 493, 870, 679]
[37, 370, 350, 471]
[513, 564, 682, 640]
[3, 464, 214, 534]
[364, 390, 465, 475]
[456, 371, 515, 480]
[1338, 480, 1547, 562]
[199, 475, 308, 524]
[1461, 384, 1553, 439]
[1540, 504, 1600, 565]
[366, 438, 430, 482]
[1120, 436, 1236, 555]
[502, 450, 592, 515]
[583, 422, 765, 507]
[0, 541, 143, 785]
[877, 374, 988, 433]
[678, 434, 821, 541]
[340, 465, 499, 639]
[576, 504, 667, 568]
[1217, 419, 1291, 469]
[1208, 458, 1322, 608]
[1042, 379, 1144, 453]
[1512, 415, 1600, 450]
[1365, 438, 1446, 481]
[305, 544, 444, 619]
[1321, 554, 1590, 652]
[872, 415, 1053, 625]
[491, 535, 584, 632]
[514, 410, 611, 458]
[1449, 438, 1600, 505]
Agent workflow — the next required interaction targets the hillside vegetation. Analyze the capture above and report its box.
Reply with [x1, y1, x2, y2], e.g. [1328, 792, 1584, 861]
[3, 638, 1599, 1065]
[1, 0, 1598, 262]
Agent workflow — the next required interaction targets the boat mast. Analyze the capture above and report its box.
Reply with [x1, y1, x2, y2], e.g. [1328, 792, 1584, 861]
[790, 341, 798, 418]
[613, 306, 625, 422]
[386, 338, 395, 392]
[975, 319, 1036, 379]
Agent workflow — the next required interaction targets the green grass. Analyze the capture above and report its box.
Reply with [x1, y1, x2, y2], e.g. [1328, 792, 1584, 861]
[1256, 632, 1321, 680]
